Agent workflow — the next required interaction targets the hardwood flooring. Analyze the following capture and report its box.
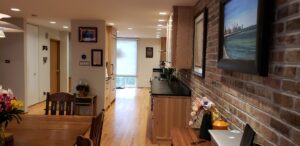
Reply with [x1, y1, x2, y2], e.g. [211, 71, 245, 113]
[27, 88, 169, 146]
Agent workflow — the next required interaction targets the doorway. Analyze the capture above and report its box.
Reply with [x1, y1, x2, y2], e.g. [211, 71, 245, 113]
[50, 39, 60, 93]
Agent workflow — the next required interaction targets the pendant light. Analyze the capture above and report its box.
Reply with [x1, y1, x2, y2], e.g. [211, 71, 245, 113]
[0, 13, 23, 38]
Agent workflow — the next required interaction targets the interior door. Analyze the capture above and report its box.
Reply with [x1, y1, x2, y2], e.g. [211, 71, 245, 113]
[26, 24, 40, 106]
[50, 40, 60, 93]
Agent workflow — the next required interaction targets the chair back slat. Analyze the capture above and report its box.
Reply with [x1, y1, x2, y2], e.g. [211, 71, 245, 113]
[66, 101, 72, 115]
[89, 111, 105, 146]
[59, 101, 65, 115]
[45, 92, 75, 115]
[51, 101, 57, 115]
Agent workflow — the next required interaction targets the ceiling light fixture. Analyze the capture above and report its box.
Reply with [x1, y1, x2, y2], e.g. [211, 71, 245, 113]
[63, 26, 68, 29]
[159, 12, 168, 15]
[11, 8, 21, 12]
[128, 28, 133, 30]
[108, 23, 115, 26]
[50, 21, 56, 24]
[158, 19, 166, 22]
[0, 13, 11, 19]
[157, 28, 162, 31]
[0, 21, 23, 32]
[157, 24, 163, 27]
[0, 29, 5, 38]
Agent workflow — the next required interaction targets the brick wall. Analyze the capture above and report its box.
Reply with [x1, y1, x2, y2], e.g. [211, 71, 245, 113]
[177, 0, 300, 145]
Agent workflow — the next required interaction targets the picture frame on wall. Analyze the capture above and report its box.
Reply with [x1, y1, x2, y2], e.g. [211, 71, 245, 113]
[193, 8, 208, 78]
[146, 47, 153, 58]
[91, 49, 103, 67]
[79, 27, 98, 42]
[218, 0, 271, 76]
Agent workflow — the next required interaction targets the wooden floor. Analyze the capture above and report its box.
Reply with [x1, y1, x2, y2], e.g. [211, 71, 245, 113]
[28, 88, 169, 146]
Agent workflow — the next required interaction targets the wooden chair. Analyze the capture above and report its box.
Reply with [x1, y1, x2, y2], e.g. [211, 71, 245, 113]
[45, 92, 76, 115]
[76, 135, 93, 146]
[89, 111, 105, 146]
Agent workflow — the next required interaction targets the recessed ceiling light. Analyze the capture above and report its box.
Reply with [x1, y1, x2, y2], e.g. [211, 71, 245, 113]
[117, 31, 120, 33]
[158, 19, 166, 22]
[0, 29, 5, 38]
[128, 28, 133, 30]
[157, 24, 163, 27]
[157, 28, 162, 31]
[108, 23, 115, 26]
[11, 8, 21, 12]
[50, 21, 56, 24]
[63, 26, 69, 29]
[159, 12, 168, 15]
[0, 13, 11, 19]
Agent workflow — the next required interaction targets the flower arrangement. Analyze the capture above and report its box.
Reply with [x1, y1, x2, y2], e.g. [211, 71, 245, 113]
[189, 97, 220, 126]
[0, 86, 24, 127]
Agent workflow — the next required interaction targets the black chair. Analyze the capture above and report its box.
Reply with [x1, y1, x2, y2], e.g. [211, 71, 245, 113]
[89, 111, 105, 146]
[240, 124, 256, 146]
[45, 92, 76, 115]
[76, 135, 93, 146]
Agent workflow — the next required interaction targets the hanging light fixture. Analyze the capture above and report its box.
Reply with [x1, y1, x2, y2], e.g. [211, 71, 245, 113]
[0, 13, 23, 38]
[0, 13, 11, 19]
[0, 29, 5, 38]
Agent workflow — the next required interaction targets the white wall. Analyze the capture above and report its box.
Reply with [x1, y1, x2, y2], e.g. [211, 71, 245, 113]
[25, 24, 69, 103]
[137, 38, 161, 87]
[0, 18, 26, 109]
[71, 20, 106, 114]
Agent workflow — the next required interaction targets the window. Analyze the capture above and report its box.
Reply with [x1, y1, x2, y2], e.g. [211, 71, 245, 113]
[116, 39, 137, 88]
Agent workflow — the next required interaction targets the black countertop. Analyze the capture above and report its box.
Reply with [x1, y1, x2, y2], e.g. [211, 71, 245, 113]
[151, 71, 191, 96]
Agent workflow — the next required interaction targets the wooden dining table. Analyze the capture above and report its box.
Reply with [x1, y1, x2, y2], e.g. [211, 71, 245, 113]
[6, 115, 92, 146]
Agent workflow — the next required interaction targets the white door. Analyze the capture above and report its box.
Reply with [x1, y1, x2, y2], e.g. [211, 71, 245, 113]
[26, 24, 39, 106]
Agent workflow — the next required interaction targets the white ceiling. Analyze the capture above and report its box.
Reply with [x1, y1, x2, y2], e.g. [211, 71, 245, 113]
[0, 0, 197, 38]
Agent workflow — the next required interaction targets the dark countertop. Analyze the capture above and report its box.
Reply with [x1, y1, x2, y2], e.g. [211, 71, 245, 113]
[151, 71, 191, 97]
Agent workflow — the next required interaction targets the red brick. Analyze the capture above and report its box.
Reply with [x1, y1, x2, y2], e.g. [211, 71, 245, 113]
[263, 78, 281, 89]
[286, 17, 300, 32]
[271, 51, 284, 62]
[275, 34, 300, 47]
[275, 23, 284, 33]
[273, 93, 294, 108]
[280, 110, 300, 129]
[270, 118, 290, 137]
[282, 80, 297, 93]
[279, 137, 297, 146]
[274, 66, 297, 78]
[295, 99, 300, 112]
[291, 129, 300, 145]
[277, 3, 299, 19]
[276, 0, 287, 5]
[284, 51, 300, 62]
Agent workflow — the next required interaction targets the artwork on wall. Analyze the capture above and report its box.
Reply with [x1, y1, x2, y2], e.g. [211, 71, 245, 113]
[193, 8, 207, 78]
[79, 27, 97, 42]
[91, 49, 103, 66]
[218, 0, 271, 76]
[146, 47, 153, 58]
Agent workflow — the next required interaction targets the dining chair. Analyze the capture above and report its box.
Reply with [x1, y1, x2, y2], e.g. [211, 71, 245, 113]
[76, 135, 93, 146]
[45, 92, 76, 115]
[240, 124, 256, 146]
[89, 110, 105, 146]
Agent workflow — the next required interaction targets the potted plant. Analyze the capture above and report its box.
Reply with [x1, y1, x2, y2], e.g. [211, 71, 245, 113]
[76, 84, 89, 97]
[0, 86, 24, 145]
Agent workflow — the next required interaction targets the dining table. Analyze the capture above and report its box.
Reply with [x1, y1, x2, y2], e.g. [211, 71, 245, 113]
[5, 115, 92, 146]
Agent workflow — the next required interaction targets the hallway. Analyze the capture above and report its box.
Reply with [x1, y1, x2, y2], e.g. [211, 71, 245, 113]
[101, 88, 167, 146]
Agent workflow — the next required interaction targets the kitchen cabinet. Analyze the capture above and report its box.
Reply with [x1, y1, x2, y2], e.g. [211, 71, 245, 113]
[104, 26, 117, 110]
[166, 6, 194, 69]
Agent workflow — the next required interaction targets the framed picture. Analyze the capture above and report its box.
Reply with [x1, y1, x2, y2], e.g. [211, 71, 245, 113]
[91, 49, 103, 66]
[193, 8, 207, 78]
[79, 27, 97, 42]
[218, 0, 271, 76]
[146, 47, 153, 58]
